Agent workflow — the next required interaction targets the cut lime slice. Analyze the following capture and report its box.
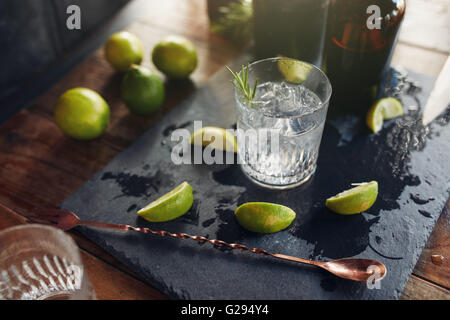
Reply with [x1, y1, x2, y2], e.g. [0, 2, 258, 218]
[325, 181, 378, 215]
[277, 58, 312, 84]
[366, 98, 403, 133]
[235, 202, 296, 234]
[137, 182, 193, 222]
[379, 97, 404, 120]
[190, 126, 237, 153]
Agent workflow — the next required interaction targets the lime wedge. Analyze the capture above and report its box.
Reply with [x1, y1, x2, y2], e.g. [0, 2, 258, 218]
[235, 202, 296, 234]
[379, 97, 404, 119]
[366, 98, 403, 133]
[190, 126, 237, 153]
[137, 182, 193, 222]
[277, 58, 311, 84]
[325, 181, 378, 215]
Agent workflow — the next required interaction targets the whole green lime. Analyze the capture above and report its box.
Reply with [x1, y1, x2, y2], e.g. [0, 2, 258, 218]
[54, 88, 110, 140]
[152, 36, 198, 79]
[121, 65, 165, 115]
[104, 31, 144, 72]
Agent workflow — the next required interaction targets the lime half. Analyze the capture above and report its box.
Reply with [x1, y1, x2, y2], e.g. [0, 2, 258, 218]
[325, 181, 378, 215]
[190, 127, 237, 153]
[235, 202, 296, 234]
[137, 182, 193, 222]
[366, 98, 403, 133]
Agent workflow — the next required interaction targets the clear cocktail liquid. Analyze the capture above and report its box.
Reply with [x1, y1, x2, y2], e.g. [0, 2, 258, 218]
[237, 81, 326, 188]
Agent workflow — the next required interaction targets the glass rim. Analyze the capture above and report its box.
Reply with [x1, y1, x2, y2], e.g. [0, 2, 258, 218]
[0, 223, 82, 262]
[0, 223, 68, 236]
[234, 57, 332, 119]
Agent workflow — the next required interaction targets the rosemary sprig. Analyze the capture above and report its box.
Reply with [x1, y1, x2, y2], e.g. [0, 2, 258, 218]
[226, 64, 258, 104]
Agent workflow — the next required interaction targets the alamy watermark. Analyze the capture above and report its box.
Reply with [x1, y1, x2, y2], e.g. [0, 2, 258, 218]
[66, 5, 81, 30]
[366, 265, 383, 289]
[170, 121, 280, 165]
[367, 5, 382, 30]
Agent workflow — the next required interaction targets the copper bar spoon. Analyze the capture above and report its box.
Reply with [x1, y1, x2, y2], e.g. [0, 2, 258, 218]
[26, 207, 386, 283]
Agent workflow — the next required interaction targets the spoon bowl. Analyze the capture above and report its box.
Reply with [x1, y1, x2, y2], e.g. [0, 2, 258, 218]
[319, 258, 387, 282]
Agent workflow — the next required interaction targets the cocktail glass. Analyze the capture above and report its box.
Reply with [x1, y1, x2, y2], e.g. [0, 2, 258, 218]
[0, 224, 96, 300]
[234, 57, 332, 189]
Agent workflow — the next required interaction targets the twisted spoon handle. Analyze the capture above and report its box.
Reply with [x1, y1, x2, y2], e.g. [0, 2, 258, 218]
[79, 219, 316, 266]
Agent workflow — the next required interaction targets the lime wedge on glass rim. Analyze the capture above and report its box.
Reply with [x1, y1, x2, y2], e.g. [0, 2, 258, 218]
[325, 181, 378, 215]
[366, 98, 404, 133]
[137, 182, 193, 222]
[190, 126, 237, 153]
[277, 57, 312, 84]
[235, 202, 296, 234]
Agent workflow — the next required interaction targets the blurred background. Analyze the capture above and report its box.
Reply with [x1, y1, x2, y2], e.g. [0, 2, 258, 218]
[0, 0, 131, 123]
[0, 0, 448, 123]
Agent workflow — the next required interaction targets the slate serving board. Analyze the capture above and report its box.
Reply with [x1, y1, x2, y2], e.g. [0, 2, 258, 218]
[61, 57, 450, 300]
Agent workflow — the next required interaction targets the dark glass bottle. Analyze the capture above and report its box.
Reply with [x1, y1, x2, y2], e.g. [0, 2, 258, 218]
[253, 0, 330, 66]
[323, 0, 406, 111]
[207, 0, 236, 22]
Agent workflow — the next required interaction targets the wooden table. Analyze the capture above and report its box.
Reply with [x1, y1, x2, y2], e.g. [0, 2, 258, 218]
[0, 0, 448, 300]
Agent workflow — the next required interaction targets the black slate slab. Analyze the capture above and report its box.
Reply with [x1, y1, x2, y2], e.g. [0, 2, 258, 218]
[60, 57, 450, 299]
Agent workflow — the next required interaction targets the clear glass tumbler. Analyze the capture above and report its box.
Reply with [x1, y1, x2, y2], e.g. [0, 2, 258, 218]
[235, 57, 332, 189]
[0, 224, 96, 300]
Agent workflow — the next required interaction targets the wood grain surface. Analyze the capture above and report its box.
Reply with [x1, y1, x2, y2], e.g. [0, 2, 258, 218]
[0, 0, 448, 300]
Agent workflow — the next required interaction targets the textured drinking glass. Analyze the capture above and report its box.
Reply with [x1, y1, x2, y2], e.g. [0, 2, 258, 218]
[235, 57, 332, 189]
[0, 224, 96, 300]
